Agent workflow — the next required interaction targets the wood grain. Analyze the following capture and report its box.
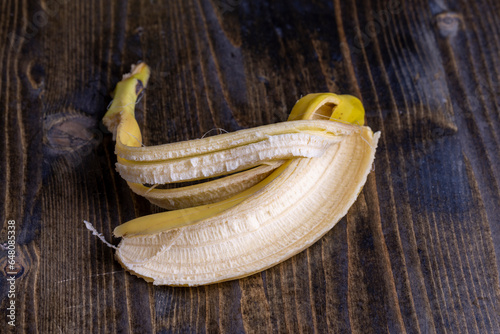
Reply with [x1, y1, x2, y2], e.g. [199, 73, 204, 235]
[0, 0, 499, 332]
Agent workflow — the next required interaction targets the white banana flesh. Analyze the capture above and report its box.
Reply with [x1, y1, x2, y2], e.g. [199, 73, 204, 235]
[116, 128, 379, 285]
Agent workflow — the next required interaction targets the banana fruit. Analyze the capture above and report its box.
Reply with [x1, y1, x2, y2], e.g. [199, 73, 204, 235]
[101, 63, 380, 286]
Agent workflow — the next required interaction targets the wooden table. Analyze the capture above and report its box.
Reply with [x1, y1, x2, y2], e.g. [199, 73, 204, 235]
[1, 0, 499, 332]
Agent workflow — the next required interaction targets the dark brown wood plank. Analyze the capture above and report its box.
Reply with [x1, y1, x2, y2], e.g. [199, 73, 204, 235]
[0, 0, 44, 332]
[0, 0, 499, 332]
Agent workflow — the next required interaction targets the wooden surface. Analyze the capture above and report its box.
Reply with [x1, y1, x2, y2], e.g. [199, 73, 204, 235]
[1, 0, 500, 332]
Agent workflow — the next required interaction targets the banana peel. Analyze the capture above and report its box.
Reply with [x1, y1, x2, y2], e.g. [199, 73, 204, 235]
[127, 162, 282, 210]
[100, 63, 380, 286]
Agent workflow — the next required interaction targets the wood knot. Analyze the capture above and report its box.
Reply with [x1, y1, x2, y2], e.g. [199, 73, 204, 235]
[2, 260, 24, 278]
[44, 113, 102, 153]
[434, 12, 462, 38]
[27, 60, 45, 90]
[43, 113, 104, 167]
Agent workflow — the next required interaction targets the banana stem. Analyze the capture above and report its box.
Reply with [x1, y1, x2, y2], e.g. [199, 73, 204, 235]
[103, 63, 151, 147]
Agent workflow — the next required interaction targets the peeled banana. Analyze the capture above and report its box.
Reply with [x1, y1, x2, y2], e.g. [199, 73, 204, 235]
[100, 63, 379, 286]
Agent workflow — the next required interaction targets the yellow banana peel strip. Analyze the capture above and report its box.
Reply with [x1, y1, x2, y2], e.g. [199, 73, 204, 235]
[116, 132, 343, 184]
[101, 63, 380, 286]
[116, 119, 357, 162]
[127, 161, 282, 210]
